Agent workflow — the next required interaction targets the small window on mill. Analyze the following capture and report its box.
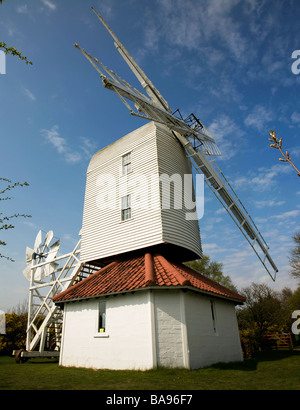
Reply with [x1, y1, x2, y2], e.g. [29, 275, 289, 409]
[121, 194, 131, 221]
[98, 301, 106, 333]
[210, 299, 217, 334]
[122, 152, 131, 175]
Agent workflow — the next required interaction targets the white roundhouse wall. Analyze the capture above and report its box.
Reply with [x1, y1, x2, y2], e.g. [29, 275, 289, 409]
[59, 289, 243, 370]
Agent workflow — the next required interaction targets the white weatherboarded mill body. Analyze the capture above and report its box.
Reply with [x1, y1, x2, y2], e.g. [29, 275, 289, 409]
[80, 121, 202, 265]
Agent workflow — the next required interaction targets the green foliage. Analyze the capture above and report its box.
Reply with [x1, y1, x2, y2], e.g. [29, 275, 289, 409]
[0, 313, 27, 356]
[287, 286, 300, 313]
[237, 283, 300, 357]
[239, 327, 260, 358]
[184, 254, 238, 292]
[0, 42, 33, 66]
[238, 283, 284, 334]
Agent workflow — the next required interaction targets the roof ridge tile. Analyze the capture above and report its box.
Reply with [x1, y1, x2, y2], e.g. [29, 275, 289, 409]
[145, 253, 156, 286]
[155, 254, 191, 286]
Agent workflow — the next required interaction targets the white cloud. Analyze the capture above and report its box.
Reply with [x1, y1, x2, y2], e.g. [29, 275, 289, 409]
[203, 243, 218, 252]
[204, 216, 224, 225]
[202, 242, 229, 254]
[23, 87, 36, 101]
[97, 0, 113, 19]
[244, 105, 273, 132]
[41, 125, 81, 164]
[16, 5, 28, 14]
[234, 164, 291, 191]
[143, 0, 278, 70]
[40, 0, 56, 11]
[42, 125, 66, 154]
[40, 126, 96, 164]
[215, 208, 226, 215]
[291, 112, 300, 124]
[208, 114, 245, 160]
[290, 146, 300, 158]
[270, 209, 300, 229]
[244, 0, 267, 15]
[141, 0, 242, 59]
[64, 152, 82, 164]
[254, 199, 285, 208]
[272, 210, 300, 220]
[79, 137, 96, 159]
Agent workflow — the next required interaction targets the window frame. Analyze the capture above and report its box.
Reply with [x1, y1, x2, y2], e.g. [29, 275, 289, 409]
[98, 301, 106, 332]
[121, 194, 132, 221]
[122, 152, 132, 176]
[94, 301, 109, 338]
[210, 299, 218, 335]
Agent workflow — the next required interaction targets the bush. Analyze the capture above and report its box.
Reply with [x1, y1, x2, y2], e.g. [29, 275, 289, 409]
[239, 328, 260, 358]
[0, 313, 27, 355]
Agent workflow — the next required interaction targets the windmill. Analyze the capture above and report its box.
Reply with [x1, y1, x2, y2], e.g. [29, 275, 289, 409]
[22, 230, 60, 282]
[15, 230, 98, 362]
[74, 7, 278, 282]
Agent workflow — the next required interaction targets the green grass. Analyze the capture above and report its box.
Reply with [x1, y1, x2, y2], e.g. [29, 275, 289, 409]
[0, 350, 299, 390]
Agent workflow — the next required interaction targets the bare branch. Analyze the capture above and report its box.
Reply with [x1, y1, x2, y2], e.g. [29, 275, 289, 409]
[269, 130, 300, 177]
[1, 178, 31, 262]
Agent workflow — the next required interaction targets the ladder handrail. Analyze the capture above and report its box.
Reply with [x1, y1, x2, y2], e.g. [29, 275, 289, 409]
[175, 131, 278, 280]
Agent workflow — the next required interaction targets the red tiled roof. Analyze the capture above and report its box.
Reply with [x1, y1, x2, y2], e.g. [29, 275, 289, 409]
[52, 252, 246, 304]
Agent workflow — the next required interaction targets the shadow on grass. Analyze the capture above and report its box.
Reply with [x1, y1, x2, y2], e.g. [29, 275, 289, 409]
[29, 359, 59, 365]
[14, 357, 59, 365]
[9, 349, 300, 374]
[209, 349, 300, 372]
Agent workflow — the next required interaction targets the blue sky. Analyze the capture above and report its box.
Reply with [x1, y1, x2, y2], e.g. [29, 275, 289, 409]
[1, 0, 300, 312]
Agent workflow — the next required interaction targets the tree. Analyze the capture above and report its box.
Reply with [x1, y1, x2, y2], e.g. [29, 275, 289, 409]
[0, 312, 27, 356]
[238, 283, 284, 336]
[0, 300, 28, 356]
[237, 283, 283, 357]
[0, 0, 33, 66]
[0, 178, 31, 261]
[237, 283, 300, 356]
[184, 254, 238, 292]
[287, 286, 300, 314]
[290, 231, 300, 282]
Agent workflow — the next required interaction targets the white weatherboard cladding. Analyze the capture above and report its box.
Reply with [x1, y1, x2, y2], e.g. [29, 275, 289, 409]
[80, 122, 201, 264]
[156, 127, 201, 256]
